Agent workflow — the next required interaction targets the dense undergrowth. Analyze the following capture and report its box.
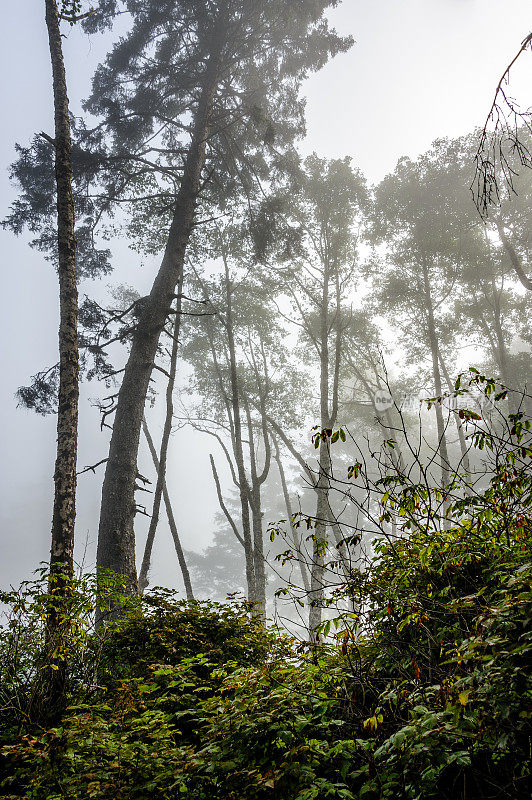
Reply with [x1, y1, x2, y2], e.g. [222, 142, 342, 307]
[1, 394, 531, 799]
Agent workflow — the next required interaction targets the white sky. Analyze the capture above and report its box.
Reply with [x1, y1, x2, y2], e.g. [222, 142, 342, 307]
[1, 0, 531, 590]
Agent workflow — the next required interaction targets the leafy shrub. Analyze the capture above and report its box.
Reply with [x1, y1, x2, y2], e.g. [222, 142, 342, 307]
[98, 590, 272, 681]
[1, 392, 531, 799]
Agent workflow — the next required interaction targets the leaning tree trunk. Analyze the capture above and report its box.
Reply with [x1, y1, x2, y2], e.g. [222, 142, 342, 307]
[222, 254, 256, 605]
[138, 276, 183, 594]
[495, 219, 532, 292]
[96, 41, 224, 610]
[41, 0, 79, 717]
[476, 294, 519, 417]
[142, 418, 194, 601]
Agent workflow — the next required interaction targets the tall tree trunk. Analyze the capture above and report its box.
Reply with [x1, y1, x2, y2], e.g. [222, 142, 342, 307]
[42, 0, 79, 715]
[308, 438, 330, 639]
[309, 240, 332, 640]
[421, 257, 450, 487]
[138, 276, 183, 594]
[96, 38, 224, 608]
[141, 418, 194, 601]
[222, 253, 256, 604]
[203, 317, 255, 603]
[248, 488, 265, 612]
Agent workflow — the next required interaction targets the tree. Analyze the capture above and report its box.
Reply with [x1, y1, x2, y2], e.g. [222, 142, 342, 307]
[34, 0, 81, 717]
[340, 310, 409, 498]
[181, 220, 285, 613]
[369, 138, 488, 486]
[5, 0, 351, 607]
[453, 232, 531, 409]
[262, 155, 367, 635]
[75, 0, 352, 601]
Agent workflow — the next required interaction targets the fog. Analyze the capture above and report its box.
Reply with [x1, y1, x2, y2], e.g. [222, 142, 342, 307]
[1, 0, 531, 594]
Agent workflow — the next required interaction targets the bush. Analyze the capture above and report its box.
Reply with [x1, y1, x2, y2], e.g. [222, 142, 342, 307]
[1, 392, 531, 799]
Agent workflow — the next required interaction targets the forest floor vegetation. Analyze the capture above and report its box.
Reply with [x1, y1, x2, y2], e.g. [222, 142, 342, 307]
[1, 396, 531, 800]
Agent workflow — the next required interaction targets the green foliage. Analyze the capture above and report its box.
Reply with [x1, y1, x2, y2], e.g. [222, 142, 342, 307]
[0, 568, 127, 732]
[1, 403, 531, 799]
[98, 591, 272, 680]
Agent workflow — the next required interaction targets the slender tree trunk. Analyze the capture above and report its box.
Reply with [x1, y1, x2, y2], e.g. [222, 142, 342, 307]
[309, 438, 330, 639]
[96, 39, 224, 608]
[309, 243, 332, 640]
[421, 257, 450, 486]
[43, 0, 79, 715]
[138, 275, 183, 594]
[222, 255, 256, 604]
[142, 418, 194, 601]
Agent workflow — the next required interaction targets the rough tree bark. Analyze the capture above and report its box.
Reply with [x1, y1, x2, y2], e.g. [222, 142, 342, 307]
[96, 36, 225, 607]
[42, 0, 79, 714]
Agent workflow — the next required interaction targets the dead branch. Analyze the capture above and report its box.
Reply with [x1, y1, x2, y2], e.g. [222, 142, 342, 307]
[77, 458, 108, 476]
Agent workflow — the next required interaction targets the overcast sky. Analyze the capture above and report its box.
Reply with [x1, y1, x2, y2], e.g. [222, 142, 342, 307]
[1, 0, 531, 591]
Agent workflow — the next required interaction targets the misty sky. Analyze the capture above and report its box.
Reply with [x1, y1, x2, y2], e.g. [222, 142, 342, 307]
[1, 0, 531, 591]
